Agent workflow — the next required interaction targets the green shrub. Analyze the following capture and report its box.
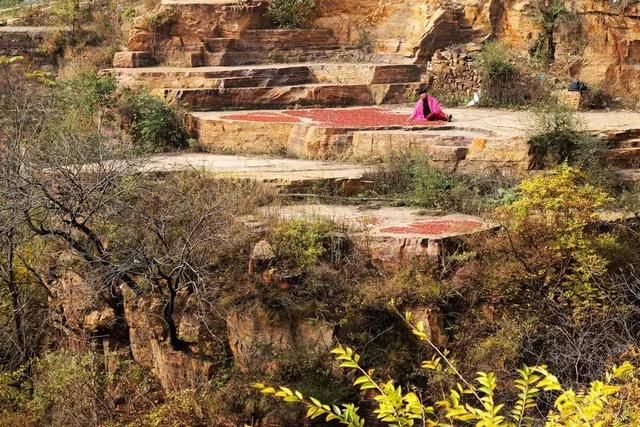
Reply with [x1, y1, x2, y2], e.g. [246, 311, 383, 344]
[271, 219, 335, 271]
[477, 41, 517, 81]
[477, 42, 547, 107]
[497, 164, 613, 312]
[267, 0, 315, 29]
[119, 89, 189, 153]
[364, 153, 513, 214]
[54, 71, 117, 119]
[51, 0, 89, 35]
[527, 105, 618, 189]
[27, 350, 101, 426]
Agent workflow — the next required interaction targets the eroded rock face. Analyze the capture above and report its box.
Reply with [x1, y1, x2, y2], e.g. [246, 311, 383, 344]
[50, 271, 116, 335]
[407, 305, 447, 347]
[122, 288, 217, 392]
[495, 0, 640, 100]
[227, 305, 334, 374]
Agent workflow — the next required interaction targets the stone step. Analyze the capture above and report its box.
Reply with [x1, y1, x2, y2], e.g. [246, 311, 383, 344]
[0, 26, 63, 61]
[140, 153, 369, 194]
[162, 82, 422, 111]
[602, 129, 640, 143]
[111, 63, 426, 88]
[616, 138, 640, 149]
[199, 29, 342, 66]
[111, 64, 312, 87]
[604, 147, 640, 169]
[203, 47, 356, 66]
[239, 28, 337, 46]
[618, 169, 640, 182]
[203, 30, 338, 53]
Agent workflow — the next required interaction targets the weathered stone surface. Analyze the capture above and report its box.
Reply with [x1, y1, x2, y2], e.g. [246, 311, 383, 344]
[123, 288, 216, 392]
[248, 239, 276, 275]
[407, 305, 447, 347]
[112, 51, 153, 68]
[314, 0, 435, 56]
[255, 204, 495, 271]
[554, 90, 586, 110]
[110, 63, 425, 91]
[126, 3, 269, 66]
[427, 43, 482, 98]
[494, 0, 640, 101]
[50, 270, 116, 334]
[163, 84, 380, 111]
[227, 305, 334, 373]
[188, 107, 640, 176]
[349, 129, 473, 163]
[147, 339, 214, 392]
[133, 152, 369, 192]
[188, 114, 295, 154]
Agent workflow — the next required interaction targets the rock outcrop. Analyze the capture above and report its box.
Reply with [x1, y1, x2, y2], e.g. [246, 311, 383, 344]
[0, 26, 62, 65]
[227, 305, 334, 374]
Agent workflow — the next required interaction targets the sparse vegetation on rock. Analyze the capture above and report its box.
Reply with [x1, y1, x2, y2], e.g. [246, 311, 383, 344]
[267, 0, 316, 29]
[2, 0, 640, 425]
[477, 41, 548, 107]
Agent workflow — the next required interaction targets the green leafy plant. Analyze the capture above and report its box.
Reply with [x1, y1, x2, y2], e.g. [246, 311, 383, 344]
[496, 165, 613, 311]
[267, 0, 316, 29]
[271, 219, 335, 271]
[526, 105, 615, 190]
[477, 42, 547, 107]
[118, 89, 189, 153]
[364, 153, 513, 214]
[255, 308, 636, 426]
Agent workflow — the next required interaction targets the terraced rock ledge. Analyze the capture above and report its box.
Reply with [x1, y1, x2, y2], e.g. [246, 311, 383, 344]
[249, 204, 496, 271]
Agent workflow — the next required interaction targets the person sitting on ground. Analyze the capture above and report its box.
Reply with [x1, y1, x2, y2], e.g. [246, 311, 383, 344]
[410, 89, 452, 122]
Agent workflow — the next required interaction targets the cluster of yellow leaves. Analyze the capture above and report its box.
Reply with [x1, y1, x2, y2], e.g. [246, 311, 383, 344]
[255, 308, 638, 427]
[496, 165, 614, 312]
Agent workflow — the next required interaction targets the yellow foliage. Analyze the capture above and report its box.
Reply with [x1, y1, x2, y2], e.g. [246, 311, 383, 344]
[256, 308, 638, 427]
[496, 165, 614, 313]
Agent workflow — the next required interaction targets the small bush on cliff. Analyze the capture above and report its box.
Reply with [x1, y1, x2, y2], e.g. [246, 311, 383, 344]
[364, 153, 513, 214]
[529, 0, 568, 63]
[477, 42, 547, 107]
[271, 219, 336, 271]
[118, 89, 189, 153]
[267, 0, 315, 29]
[527, 105, 618, 189]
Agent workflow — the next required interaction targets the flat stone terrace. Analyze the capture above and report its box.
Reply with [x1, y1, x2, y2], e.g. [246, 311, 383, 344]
[186, 107, 640, 178]
[140, 152, 370, 193]
[252, 204, 496, 269]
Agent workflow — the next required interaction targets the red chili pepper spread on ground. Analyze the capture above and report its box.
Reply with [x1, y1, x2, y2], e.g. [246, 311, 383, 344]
[381, 220, 483, 235]
[221, 107, 445, 128]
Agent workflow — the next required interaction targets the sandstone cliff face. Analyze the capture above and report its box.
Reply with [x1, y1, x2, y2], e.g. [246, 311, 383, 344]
[314, 0, 433, 55]
[120, 0, 639, 100]
[494, 0, 640, 99]
[227, 305, 334, 374]
[51, 257, 447, 394]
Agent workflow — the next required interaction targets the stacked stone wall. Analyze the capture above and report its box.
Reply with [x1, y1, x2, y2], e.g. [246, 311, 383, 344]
[427, 43, 482, 100]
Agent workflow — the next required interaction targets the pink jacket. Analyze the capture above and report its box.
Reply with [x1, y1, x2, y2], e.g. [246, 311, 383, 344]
[410, 96, 442, 120]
